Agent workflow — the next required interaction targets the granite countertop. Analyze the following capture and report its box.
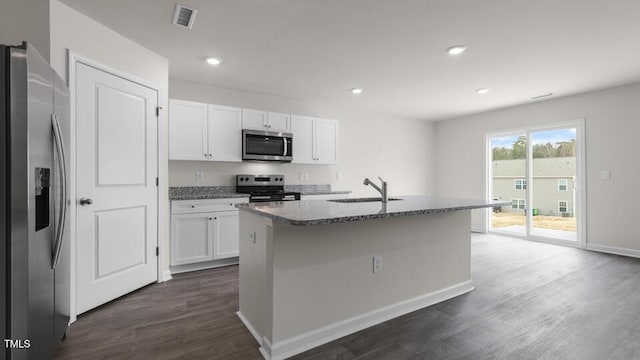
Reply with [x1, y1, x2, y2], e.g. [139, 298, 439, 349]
[169, 184, 351, 200]
[169, 186, 249, 200]
[236, 196, 511, 226]
[284, 184, 351, 196]
[300, 190, 352, 195]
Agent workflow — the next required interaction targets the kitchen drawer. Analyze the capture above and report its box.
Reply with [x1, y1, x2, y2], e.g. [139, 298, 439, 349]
[171, 198, 248, 214]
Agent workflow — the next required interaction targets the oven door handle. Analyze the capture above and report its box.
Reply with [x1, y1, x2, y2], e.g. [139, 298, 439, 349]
[252, 195, 272, 200]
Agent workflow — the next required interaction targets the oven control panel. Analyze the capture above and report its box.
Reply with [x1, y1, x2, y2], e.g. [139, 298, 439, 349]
[236, 174, 285, 186]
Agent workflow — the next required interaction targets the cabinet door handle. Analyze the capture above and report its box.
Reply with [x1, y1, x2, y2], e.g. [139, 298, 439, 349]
[191, 205, 196, 208]
[214, 217, 217, 220]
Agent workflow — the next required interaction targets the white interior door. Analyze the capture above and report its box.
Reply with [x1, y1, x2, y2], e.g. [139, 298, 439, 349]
[76, 62, 158, 314]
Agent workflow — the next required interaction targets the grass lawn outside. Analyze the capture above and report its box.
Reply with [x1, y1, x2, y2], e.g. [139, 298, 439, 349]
[492, 212, 577, 232]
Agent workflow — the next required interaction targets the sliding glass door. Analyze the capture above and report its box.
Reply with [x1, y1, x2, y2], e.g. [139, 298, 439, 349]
[530, 128, 577, 241]
[489, 133, 527, 237]
[488, 121, 584, 246]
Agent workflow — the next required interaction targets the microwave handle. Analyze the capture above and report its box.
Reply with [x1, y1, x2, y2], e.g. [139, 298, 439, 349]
[283, 138, 288, 156]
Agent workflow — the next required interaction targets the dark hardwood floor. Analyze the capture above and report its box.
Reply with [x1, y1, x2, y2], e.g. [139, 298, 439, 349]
[54, 234, 640, 360]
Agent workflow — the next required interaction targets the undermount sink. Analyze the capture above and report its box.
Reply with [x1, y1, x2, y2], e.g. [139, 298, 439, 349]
[327, 197, 403, 203]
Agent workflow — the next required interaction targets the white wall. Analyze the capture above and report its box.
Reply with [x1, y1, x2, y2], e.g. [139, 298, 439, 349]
[169, 80, 436, 197]
[0, 0, 50, 60]
[435, 82, 640, 253]
[49, 0, 172, 315]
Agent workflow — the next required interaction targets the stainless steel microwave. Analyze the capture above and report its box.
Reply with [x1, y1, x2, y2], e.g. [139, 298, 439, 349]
[242, 129, 293, 162]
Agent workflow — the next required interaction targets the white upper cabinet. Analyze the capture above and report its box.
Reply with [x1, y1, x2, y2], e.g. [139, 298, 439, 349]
[291, 115, 315, 163]
[243, 109, 291, 132]
[314, 118, 338, 164]
[169, 99, 208, 160]
[242, 109, 268, 130]
[169, 99, 241, 162]
[170, 99, 335, 164]
[267, 112, 291, 132]
[208, 105, 242, 162]
[291, 115, 338, 165]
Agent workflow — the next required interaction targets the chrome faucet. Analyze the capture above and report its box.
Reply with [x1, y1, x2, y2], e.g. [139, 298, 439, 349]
[363, 177, 388, 203]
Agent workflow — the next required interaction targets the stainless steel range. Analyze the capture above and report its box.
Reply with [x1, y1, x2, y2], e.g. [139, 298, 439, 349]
[236, 174, 301, 202]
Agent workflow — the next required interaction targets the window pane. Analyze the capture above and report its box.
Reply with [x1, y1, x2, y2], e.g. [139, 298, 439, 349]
[491, 134, 526, 236]
[531, 128, 576, 241]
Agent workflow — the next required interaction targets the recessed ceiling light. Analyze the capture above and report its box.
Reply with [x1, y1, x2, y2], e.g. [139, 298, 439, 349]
[206, 57, 222, 66]
[531, 93, 553, 100]
[351, 88, 363, 94]
[447, 45, 467, 55]
[475, 88, 490, 94]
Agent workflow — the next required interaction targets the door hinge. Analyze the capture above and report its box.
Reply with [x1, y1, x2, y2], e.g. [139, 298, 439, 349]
[156, 247, 159, 257]
[156, 106, 162, 117]
[156, 177, 159, 186]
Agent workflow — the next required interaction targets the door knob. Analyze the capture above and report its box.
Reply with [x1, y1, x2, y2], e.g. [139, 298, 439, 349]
[79, 197, 93, 206]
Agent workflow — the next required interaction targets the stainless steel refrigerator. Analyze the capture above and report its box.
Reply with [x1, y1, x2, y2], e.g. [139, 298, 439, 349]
[1, 42, 70, 360]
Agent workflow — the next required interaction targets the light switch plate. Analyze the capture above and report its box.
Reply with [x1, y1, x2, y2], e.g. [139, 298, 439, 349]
[299, 172, 304, 180]
[601, 170, 611, 180]
[195, 171, 204, 182]
[304, 172, 309, 180]
[373, 256, 382, 273]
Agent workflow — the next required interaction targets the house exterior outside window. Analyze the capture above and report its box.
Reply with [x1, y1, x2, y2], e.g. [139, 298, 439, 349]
[493, 158, 575, 216]
[558, 201, 568, 213]
[511, 198, 526, 210]
[558, 179, 568, 191]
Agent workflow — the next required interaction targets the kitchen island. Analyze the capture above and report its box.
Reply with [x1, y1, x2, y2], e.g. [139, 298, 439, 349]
[236, 196, 508, 360]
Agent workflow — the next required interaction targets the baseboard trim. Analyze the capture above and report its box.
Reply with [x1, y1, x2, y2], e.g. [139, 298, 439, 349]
[236, 311, 262, 345]
[260, 280, 474, 360]
[471, 227, 486, 233]
[162, 270, 172, 282]
[586, 244, 640, 259]
[169, 258, 238, 274]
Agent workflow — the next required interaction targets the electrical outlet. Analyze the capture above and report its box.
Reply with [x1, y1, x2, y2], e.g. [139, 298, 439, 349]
[336, 171, 343, 180]
[372, 256, 382, 273]
[249, 231, 256, 244]
[304, 172, 309, 180]
[299, 172, 304, 180]
[195, 171, 204, 182]
[601, 170, 611, 180]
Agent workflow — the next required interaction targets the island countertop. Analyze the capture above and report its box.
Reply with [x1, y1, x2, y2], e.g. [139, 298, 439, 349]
[236, 195, 510, 226]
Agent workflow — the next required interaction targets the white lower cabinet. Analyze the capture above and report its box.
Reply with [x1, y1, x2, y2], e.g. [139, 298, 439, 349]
[213, 211, 240, 259]
[170, 198, 248, 267]
[171, 212, 215, 265]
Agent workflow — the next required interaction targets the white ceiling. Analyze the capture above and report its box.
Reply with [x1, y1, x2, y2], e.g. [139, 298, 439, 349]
[61, 0, 640, 121]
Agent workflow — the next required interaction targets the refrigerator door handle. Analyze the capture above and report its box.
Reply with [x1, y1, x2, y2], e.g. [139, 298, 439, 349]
[51, 114, 67, 269]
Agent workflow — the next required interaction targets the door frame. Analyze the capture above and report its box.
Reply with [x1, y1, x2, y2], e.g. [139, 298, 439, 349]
[67, 51, 162, 323]
[484, 119, 586, 249]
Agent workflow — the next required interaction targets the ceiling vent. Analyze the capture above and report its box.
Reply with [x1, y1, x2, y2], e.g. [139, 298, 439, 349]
[172, 4, 197, 29]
